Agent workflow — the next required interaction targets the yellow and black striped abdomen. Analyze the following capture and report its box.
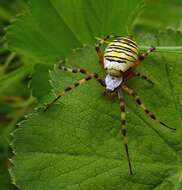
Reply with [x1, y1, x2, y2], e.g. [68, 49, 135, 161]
[104, 37, 139, 72]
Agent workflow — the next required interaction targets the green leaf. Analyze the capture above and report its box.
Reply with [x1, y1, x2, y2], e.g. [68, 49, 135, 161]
[134, 0, 182, 33]
[6, 0, 182, 106]
[30, 64, 54, 104]
[6, 0, 144, 63]
[0, 64, 33, 96]
[0, 122, 16, 190]
[11, 30, 182, 190]
[6, 0, 145, 102]
[0, 154, 14, 190]
[0, 0, 25, 21]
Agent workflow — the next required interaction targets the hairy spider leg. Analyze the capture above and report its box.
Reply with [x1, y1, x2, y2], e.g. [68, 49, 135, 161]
[122, 46, 156, 83]
[133, 71, 154, 85]
[95, 35, 117, 67]
[44, 72, 105, 112]
[139, 46, 156, 61]
[122, 85, 176, 130]
[58, 64, 105, 87]
[131, 46, 156, 69]
[59, 64, 90, 74]
[118, 87, 133, 175]
[123, 70, 154, 86]
[95, 34, 133, 51]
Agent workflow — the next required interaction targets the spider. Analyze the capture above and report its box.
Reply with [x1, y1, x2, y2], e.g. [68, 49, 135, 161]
[44, 35, 176, 175]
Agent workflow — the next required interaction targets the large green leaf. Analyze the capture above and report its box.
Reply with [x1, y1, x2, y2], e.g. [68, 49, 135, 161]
[134, 0, 182, 33]
[0, 153, 14, 190]
[10, 30, 182, 190]
[6, 0, 145, 102]
[6, 0, 144, 63]
[6, 0, 182, 189]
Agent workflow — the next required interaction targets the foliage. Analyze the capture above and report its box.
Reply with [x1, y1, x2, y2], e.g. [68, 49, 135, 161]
[10, 30, 182, 189]
[1, 0, 182, 190]
[0, 1, 33, 190]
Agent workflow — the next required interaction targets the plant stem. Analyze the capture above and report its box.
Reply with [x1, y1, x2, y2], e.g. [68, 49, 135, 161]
[12, 96, 36, 108]
[139, 46, 182, 53]
[1, 52, 16, 74]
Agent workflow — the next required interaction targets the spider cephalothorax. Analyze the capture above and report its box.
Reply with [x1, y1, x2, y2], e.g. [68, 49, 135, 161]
[45, 35, 175, 175]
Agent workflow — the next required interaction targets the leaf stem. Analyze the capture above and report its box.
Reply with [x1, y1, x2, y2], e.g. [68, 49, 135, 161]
[1, 52, 16, 74]
[139, 46, 182, 53]
[12, 96, 36, 108]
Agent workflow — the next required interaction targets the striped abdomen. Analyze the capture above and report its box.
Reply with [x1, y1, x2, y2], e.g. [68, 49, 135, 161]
[104, 37, 139, 72]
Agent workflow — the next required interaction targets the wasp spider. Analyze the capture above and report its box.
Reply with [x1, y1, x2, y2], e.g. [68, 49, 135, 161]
[45, 35, 176, 175]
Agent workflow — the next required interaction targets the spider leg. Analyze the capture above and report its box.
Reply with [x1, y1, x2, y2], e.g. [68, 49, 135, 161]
[95, 34, 135, 53]
[59, 64, 90, 75]
[95, 35, 114, 53]
[95, 35, 117, 67]
[139, 46, 156, 60]
[95, 34, 125, 54]
[118, 87, 133, 175]
[58, 64, 105, 87]
[44, 73, 105, 112]
[131, 46, 156, 69]
[133, 71, 154, 85]
[122, 84, 176, 130]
